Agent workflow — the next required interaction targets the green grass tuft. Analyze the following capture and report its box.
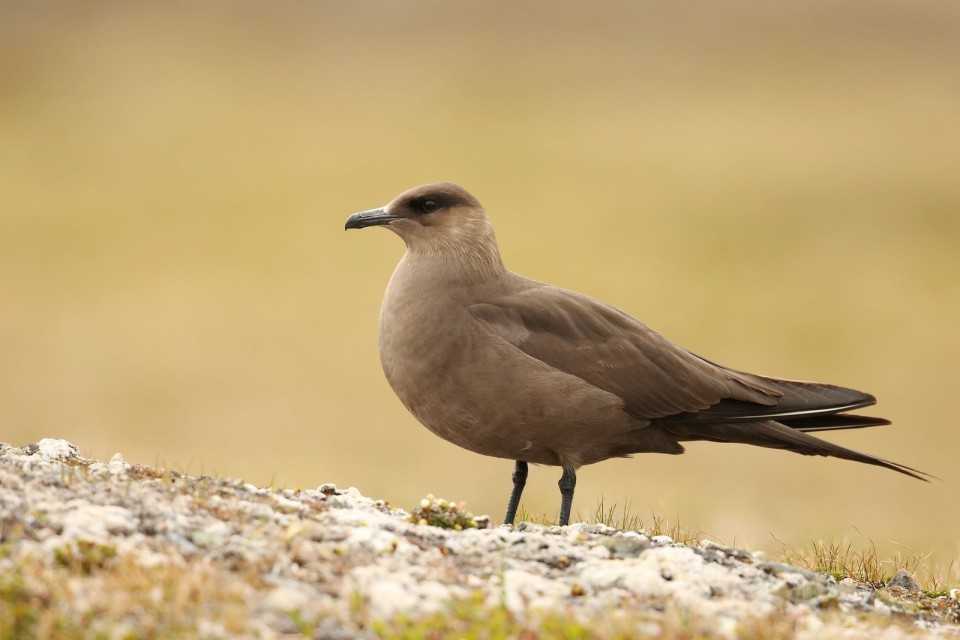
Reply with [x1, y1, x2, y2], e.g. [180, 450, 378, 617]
[53, 541, 118, 576]
[775, 537, 958, 594]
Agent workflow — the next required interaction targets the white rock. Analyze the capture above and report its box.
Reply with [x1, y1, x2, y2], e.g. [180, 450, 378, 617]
[782, 572, 806, 587]
[89, 453, 132, 478]
[191, 521, 232, 547]
[346, 525, 403, 554]
[366, 579, 419, 618]
[272, 494, 304, 513]
[0, 469, 23, 490]
[264, 585, 311, 612]
[195, 620, 228, 639]
[565, 523, 598, 537]
[715, 617, 739, 639]
[801, 614, 824, 635]
[36, 438, 79, 460]
[133, 547, 176, 569]
[349, 566, 456, 619]
[502, 569, 571, 616]
[61, 503, 136, 540]
[107, 453, 130, 475]
[236, 500, 275, 520]
[414, 581, 455, 615]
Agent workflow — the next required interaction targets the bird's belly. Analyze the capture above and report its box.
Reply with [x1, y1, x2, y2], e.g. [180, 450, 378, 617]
[380, 326, 628, 466]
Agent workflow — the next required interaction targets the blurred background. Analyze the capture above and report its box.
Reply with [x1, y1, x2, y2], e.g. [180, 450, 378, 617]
[2, 1, 958, 570]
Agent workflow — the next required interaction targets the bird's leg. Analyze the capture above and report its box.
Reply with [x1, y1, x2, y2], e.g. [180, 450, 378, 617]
[503, 460, 528, 525]
[557, 466, 577, 526]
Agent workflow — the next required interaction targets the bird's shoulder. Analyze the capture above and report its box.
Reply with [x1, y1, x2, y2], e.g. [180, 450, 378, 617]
[469, 281, 651, 342]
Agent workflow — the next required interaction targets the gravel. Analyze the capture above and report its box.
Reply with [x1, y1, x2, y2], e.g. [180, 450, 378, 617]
[0, 438, 957, 639]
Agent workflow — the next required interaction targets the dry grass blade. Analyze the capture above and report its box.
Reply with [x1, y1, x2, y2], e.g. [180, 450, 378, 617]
[774, 535, 958, 594]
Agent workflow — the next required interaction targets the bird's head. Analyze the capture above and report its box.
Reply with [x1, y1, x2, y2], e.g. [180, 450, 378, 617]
[345, 182, 495, 253]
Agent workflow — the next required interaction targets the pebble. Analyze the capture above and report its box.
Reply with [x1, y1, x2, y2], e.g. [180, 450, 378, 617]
[887, 569, 921, 592]
[36, 438, 79, 460]
[263, 585, 311, 612]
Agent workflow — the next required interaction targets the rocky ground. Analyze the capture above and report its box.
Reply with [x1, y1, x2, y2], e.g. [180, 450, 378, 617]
[0, 439, 957, 639]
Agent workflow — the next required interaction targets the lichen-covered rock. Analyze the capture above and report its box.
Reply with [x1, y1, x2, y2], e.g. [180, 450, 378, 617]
[0, 439, 957, 639]
[889, 569, 922, 593]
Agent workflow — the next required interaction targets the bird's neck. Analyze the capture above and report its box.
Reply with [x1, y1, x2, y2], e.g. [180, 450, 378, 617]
[401, 229, 506, 286]
[399, 248, 505, 290]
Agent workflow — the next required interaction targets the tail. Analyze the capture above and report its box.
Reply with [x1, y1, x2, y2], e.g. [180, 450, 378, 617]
[779, 413, 890, 433]
[665, 420, 931, 481]
[657, 362, 931, 479]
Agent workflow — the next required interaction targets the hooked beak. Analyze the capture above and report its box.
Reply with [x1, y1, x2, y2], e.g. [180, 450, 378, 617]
[344, 207, 399, 230]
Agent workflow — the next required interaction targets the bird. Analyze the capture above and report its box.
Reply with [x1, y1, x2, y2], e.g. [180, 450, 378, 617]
[344, 182, 928, 527]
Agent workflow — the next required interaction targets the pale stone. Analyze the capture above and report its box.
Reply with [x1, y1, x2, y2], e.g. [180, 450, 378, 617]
[36, 438, 79, 460]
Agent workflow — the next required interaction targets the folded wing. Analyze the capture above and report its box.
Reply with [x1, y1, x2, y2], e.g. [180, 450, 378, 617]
[469, 285, 880, 425]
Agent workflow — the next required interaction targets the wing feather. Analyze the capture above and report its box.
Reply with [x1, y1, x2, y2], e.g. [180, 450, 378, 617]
[469, 285, 781, 420]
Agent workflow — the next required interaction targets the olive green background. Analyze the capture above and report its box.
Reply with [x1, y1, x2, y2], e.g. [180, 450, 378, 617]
[2, 2, 957, 568]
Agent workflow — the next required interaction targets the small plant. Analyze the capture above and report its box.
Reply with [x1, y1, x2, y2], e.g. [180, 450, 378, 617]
[409, 495, 489, 530]
[0, 572, 37, 639]
[287, 610, 315, 636]
[53, 540, 118, 575]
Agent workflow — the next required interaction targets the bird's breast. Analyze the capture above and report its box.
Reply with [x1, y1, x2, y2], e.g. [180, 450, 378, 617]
[378, 296, 472, 410]
[374, 256, 631, 464]
[376, 260, 520, 453]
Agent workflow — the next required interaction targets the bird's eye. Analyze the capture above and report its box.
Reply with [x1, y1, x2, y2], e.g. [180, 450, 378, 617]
[417, 199, 440, 214]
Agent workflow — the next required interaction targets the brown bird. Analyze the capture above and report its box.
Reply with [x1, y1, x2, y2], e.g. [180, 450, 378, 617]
[345, 182, 928, 526]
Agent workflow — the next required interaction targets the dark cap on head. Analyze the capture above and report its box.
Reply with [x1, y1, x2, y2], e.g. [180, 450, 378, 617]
[345, 182, 481, 230]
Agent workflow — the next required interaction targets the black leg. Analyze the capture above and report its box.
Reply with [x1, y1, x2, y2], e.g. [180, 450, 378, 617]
[557, 466, 576, 526]
[503, 460, 528, 525]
